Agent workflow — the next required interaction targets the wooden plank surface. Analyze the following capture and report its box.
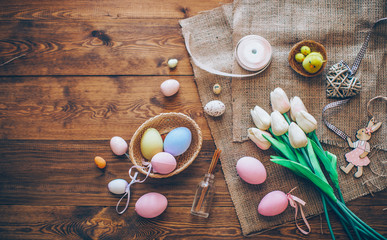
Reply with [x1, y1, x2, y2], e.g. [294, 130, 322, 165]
[0, 0, 386, 239]
[0, 76, 211, 140]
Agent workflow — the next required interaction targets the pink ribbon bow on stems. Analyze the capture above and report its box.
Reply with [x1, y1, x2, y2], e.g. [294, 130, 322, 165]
[287, 187, 311, 235]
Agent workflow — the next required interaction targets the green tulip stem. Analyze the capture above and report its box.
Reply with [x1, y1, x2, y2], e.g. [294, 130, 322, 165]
[321, 193, 336, 240]
[300, 148, 314, 171]
[309, 131, 347, 204]
[310, 131, 324, 153]
[337, 201, 386, 240]
[283, 112, 291, 124]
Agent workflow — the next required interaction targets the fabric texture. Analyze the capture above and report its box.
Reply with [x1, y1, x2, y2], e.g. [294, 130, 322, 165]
[231, 0, 386, 151]
[180, 2, 386, 236]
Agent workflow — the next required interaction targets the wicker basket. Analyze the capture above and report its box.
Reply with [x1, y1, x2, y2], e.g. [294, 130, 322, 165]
[129, 112, 203, 178]
[288, 40, 327, 77]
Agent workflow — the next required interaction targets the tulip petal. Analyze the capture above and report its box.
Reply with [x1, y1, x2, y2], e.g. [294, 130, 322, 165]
[288, 122, 308, 148]
[247, 128, 271, 150]
[271, 111, 289, 136]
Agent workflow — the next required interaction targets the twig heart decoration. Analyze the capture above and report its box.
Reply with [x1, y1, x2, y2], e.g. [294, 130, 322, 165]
[326, 17, 387, 99]
[326, 61, 361, 98]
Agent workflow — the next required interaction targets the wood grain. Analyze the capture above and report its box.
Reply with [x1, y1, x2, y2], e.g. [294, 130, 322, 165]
[0, 140, 231, 207]
[0, 19, 193, 76]
[0, 0, 232, 20]
[0, 76, 211, 140]
[0, 198, 385, 240]
[0, 0, 385, 239]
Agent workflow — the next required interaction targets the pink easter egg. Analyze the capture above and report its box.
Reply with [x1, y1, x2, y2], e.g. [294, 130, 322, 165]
[236, 156, 267, 184]
[110, 136, 128, 155]
[258, 190, 288, 216]
[160, 79, 180, 97]
[135, 192, 168, 218]
[151, 152, 177, 174]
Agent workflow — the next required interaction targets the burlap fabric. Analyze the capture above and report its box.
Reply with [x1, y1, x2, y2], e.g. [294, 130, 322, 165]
[231, 0, 387, 151]
[180, 2, 386, 236]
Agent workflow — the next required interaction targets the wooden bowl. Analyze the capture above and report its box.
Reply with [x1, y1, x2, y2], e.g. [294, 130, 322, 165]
[288, 40, 327, 77]
[129, 112, 203, 178]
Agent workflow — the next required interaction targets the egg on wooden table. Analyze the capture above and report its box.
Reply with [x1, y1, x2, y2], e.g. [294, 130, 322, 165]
[108, 179, 128, 195]
[163, 127, 192, 156]
[160, 79, 180, 97]
[140, 128, 164, 160]
[135, 192, 168, 218]
[151, 152, 177, 174]
[110, 136, 128, 156]
[236, 156, 267, 184]
[258, 190, 288, 216]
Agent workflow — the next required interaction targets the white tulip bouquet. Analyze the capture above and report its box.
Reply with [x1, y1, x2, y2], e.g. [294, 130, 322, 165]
[248, 87, 385, 240]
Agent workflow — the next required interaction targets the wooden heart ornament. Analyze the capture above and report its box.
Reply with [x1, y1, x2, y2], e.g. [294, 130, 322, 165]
[326, 61, 361, 98]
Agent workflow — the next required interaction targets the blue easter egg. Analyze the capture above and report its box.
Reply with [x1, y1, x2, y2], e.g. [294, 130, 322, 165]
[163, 127, 192, 156]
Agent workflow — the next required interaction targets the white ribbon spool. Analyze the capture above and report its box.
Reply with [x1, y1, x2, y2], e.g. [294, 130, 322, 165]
[235, 35, 272, 72]
[184, 33, 272, 78]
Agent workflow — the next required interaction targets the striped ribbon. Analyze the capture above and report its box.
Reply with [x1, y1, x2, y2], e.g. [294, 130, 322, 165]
[345, 17, 387, 77]
[323, 96, 387, 140]
[322, 99, 351, 140]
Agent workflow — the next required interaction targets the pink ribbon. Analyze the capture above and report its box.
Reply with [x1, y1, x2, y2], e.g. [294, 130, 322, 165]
[287, 188, 311, 235]
[365, 127, 373, 135]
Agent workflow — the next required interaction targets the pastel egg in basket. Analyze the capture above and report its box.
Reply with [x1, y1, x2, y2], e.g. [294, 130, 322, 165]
[129, 112, 203, 178]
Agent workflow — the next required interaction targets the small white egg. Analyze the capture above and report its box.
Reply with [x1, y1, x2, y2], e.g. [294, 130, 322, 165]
[110, 136, 128, 155]
[204, 100, 225, 117]
[160, 79, 180, 97]
[108, 179, 128, 194]
[167, 59, 178, 68]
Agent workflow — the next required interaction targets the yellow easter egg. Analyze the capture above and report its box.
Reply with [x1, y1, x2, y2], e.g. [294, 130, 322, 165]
[140, 128, 164, 160]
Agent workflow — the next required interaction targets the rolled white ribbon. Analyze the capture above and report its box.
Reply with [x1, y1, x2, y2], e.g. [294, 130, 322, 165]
[184, 33, 272, 78]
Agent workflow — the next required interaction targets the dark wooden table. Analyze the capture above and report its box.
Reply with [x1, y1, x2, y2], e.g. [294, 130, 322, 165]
[0, 1, 385, 239]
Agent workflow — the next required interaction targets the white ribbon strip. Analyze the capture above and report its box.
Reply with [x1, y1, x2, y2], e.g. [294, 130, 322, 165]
[184, 33, 269, 78]
[115, 163, 153, 214]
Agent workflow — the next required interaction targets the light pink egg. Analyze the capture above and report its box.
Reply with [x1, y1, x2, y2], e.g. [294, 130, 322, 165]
[236, 156, 267, 184]
[258, 191, 288, 216]
[151, 152, 177, 174]
[135, 192, 168, 218]
[160, 79, 180, 97]
[110, 136, 128, 155]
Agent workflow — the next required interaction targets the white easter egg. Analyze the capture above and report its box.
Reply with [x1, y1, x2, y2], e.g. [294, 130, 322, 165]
[108, 179, 128, 195]
[204, 100, 225, 117]
[160, 79, 180, 97]
[110, 136, 128, 156]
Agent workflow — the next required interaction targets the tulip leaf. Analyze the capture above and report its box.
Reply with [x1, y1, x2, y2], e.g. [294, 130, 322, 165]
[294, 149, 308, 168]
[306, 140, 328, 183]
[310, 139, 340, 189]
[271, 159, 337, 202]
[263, 135, 297, 162]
